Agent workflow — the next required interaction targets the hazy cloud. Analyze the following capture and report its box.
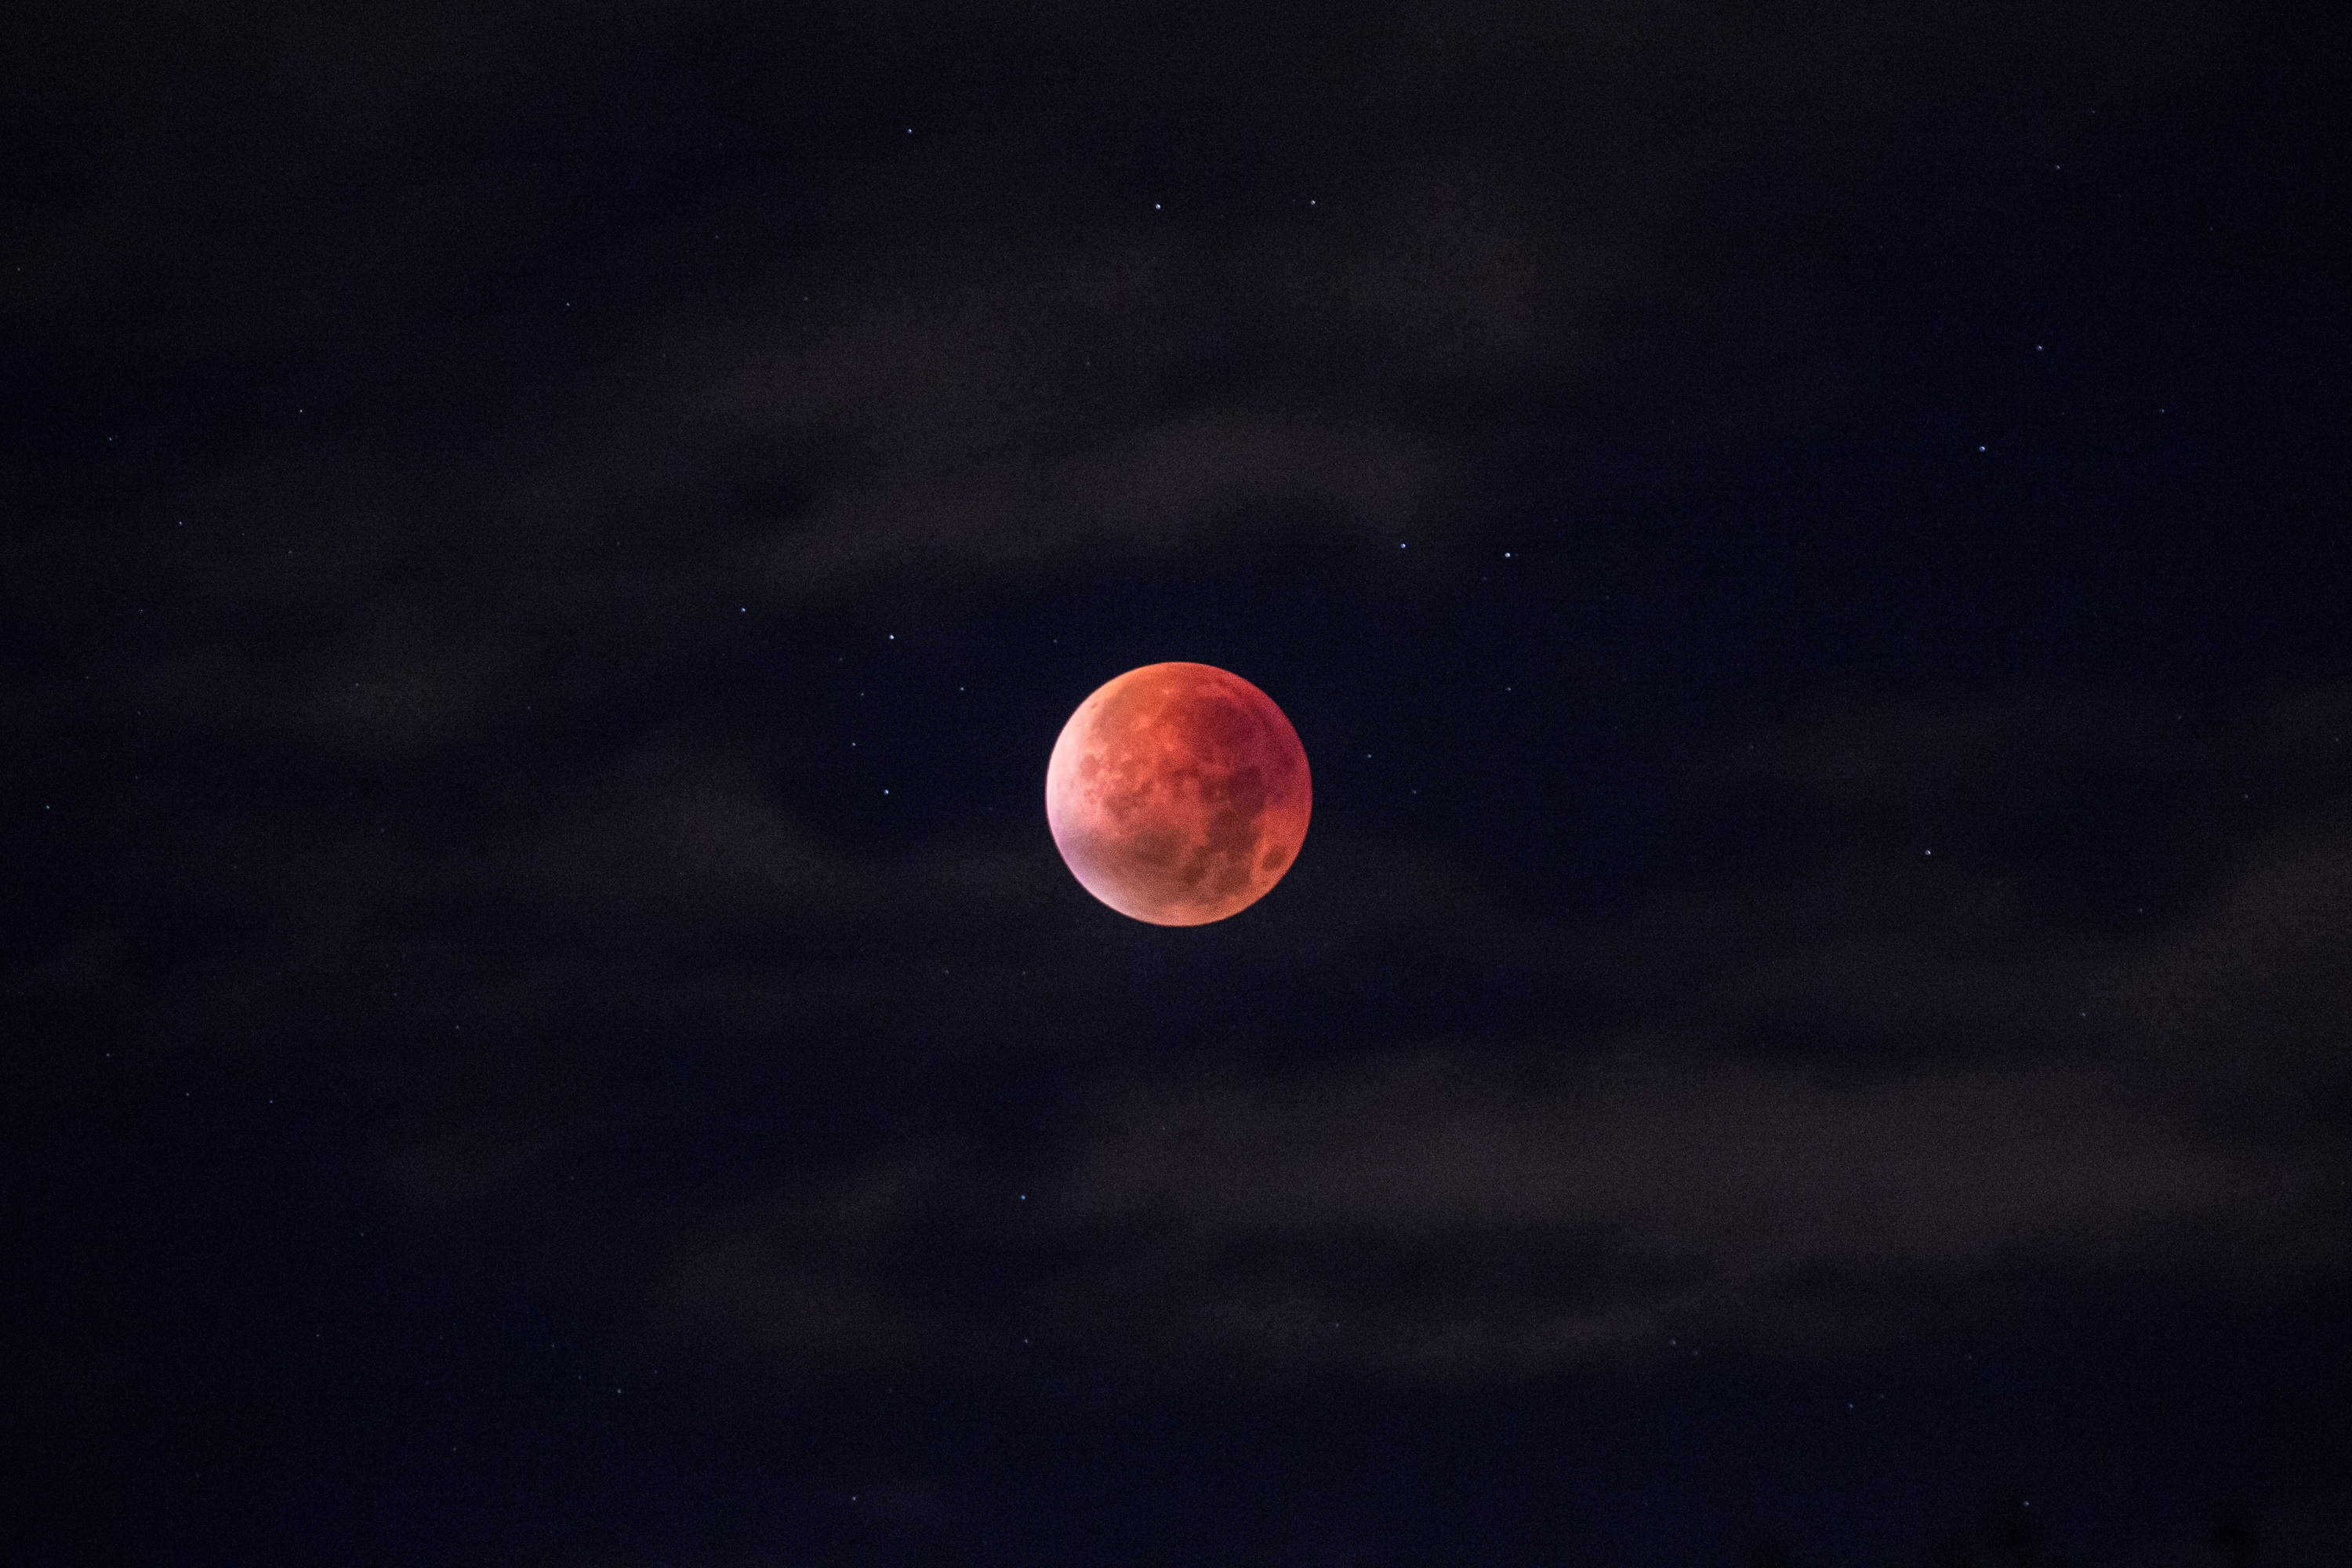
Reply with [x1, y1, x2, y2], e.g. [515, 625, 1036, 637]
[660, 696, 2352, 1377]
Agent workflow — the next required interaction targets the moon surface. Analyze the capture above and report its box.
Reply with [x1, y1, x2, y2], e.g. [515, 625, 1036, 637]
[1046, 662, 1312, 925]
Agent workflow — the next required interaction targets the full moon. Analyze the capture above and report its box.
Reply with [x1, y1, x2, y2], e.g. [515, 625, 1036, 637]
[1045, 662, 1312, 925]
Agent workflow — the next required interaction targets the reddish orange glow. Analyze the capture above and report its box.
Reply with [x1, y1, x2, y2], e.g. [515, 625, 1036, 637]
[1045, 662, 1312, 925]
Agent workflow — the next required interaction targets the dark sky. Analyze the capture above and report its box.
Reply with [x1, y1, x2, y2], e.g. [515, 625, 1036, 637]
[8, 2, 2350, 1563]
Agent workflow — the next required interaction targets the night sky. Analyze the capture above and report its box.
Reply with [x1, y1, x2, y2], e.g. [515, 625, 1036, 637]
[8, 2, 2351, 1564]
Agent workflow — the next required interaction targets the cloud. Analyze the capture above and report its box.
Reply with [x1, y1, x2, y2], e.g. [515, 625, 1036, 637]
[495, 736, 880, 925]
[663, 1148, 955, 1364]
[37, 149, 1621, 783]
[668, 1020, 2346, 1379]
[9, 0, 2274, 793]
[1031, 1039, 2345, 1377]
[659, 695, 2352, 1380]
[381, 1112, 567, 1210]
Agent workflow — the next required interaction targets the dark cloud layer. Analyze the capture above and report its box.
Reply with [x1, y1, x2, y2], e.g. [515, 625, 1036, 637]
[658, 694, 2352, 1379]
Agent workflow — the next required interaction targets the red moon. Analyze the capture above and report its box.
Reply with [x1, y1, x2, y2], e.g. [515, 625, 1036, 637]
[1046, 662, 1312, 925]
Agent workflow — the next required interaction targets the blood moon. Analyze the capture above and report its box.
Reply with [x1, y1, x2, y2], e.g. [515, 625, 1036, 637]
[1045, 662, 1311, 925]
